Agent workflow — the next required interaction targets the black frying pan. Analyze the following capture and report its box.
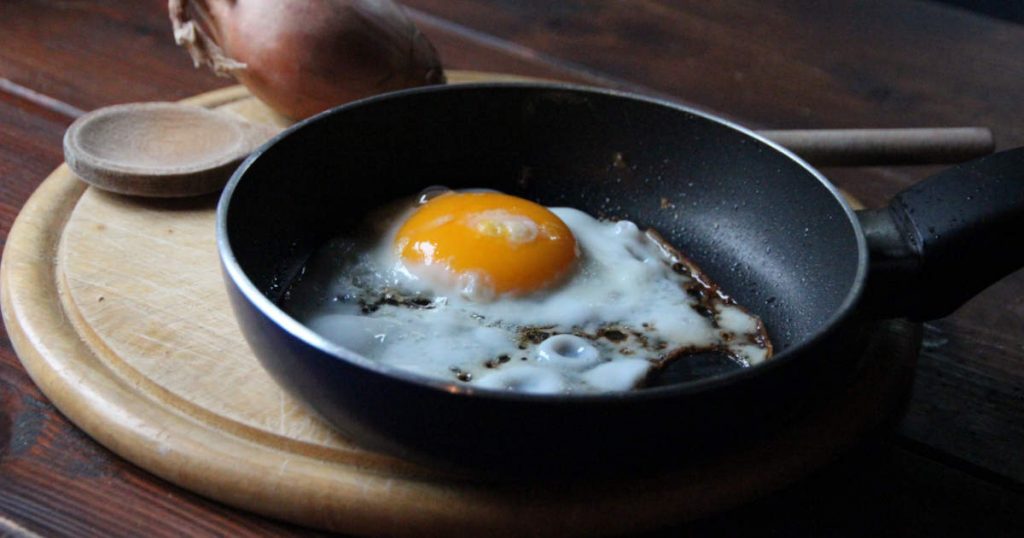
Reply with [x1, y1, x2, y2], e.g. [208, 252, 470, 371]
[218, 83, 1024, 478]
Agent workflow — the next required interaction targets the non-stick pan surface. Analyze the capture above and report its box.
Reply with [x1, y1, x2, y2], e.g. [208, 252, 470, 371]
[218, 83, 1023, 477]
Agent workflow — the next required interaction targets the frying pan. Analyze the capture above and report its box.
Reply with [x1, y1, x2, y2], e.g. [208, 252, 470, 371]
[217, 83, 1024, 478]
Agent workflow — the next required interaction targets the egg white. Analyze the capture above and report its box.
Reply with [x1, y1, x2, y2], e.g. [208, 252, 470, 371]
[283, 193, 770, 394]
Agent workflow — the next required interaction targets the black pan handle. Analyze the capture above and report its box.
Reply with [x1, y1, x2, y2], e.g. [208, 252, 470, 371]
[856, 147, 1024, 321]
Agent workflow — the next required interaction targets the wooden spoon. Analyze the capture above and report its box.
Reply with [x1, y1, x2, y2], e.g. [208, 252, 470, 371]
[64, 100, 995, 198]
[63, 102, 278, 198]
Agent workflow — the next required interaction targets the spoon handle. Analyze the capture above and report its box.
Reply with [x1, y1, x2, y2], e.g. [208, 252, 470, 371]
[757, 127, 994, 166]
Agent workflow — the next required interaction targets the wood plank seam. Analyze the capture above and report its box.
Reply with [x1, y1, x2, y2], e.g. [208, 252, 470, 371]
[896, 434, 1024, 494]
[0, 78, 85, 119]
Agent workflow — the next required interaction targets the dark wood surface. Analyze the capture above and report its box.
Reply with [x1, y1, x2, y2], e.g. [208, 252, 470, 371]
[1, 0, 1022, 535]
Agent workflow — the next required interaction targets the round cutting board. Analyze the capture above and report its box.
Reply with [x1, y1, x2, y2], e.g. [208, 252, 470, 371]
[0, 72, 921, 537]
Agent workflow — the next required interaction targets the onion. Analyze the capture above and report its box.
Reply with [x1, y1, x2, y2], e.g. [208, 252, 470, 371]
[169, 0, 446, 120]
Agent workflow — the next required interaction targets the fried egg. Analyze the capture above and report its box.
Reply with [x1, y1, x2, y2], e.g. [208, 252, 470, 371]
[281, 188, 771, 394]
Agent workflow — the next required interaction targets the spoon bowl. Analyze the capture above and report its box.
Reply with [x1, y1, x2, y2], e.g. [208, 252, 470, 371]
[64, 102, 275, 197]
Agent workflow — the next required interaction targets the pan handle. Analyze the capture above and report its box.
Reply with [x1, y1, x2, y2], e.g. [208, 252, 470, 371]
[856, 147, 1024, 321]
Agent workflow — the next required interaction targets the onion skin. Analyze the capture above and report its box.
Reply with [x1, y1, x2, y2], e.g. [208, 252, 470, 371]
[170, 0, 446, 120]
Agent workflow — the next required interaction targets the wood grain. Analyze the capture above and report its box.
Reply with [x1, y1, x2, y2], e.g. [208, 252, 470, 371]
[0, 82, 922, 536]
[684, 439, 1024, 537]
[1, 1, 1023, 535]
[0, 0, 227, 112]
[902, 321, 1024, 483]
[0, 0, 598, 116]
[403, 0, 1024, 145]
[0, 94, 69, 235]
[401, 0, 1024, 487]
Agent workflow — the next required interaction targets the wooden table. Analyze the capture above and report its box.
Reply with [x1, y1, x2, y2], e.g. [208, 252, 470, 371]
[1, 1, 1022, 535]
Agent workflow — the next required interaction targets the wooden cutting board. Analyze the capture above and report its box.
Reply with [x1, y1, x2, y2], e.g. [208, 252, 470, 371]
[0, 72, 921, 537]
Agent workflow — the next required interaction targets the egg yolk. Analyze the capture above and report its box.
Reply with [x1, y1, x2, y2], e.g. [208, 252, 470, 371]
[394, 192, 578, 296]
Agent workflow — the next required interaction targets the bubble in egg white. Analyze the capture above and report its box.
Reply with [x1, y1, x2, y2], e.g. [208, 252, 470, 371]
[535, 334, 600, 369]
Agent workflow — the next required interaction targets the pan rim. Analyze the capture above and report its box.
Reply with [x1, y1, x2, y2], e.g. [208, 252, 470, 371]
[216, 81, 870, 404]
